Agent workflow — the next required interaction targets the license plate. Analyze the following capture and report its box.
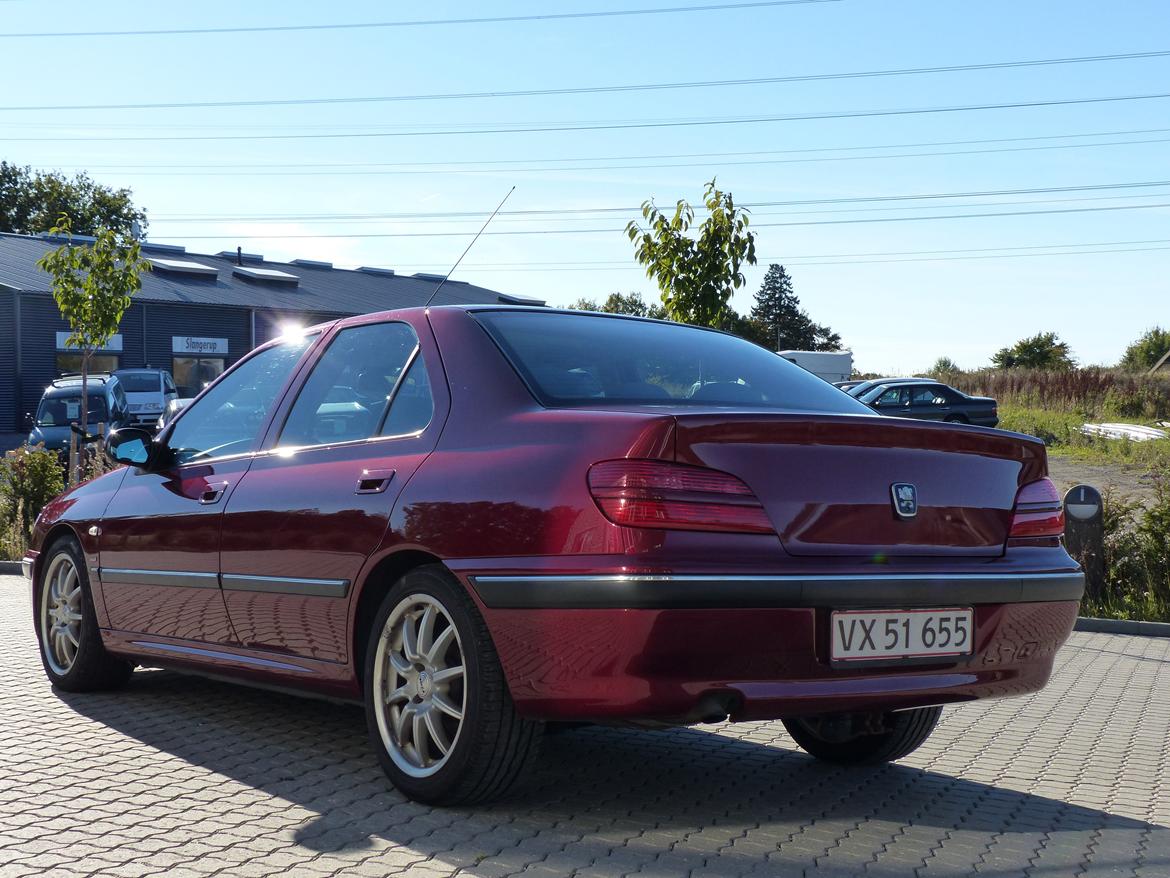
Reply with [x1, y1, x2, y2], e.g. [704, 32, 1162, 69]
[830, 608, 974, 662]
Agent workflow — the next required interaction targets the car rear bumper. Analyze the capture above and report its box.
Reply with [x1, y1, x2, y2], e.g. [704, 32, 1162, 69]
[468, 571, 1084, 609]
[466, 572, 1083, 723]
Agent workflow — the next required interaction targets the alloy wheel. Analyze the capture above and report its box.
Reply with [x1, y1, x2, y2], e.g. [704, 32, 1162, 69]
[372, 593, 467, 778]
[40, 553, 84, 675]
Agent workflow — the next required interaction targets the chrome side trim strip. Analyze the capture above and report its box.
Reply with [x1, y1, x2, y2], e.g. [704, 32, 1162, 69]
[468, 572, 1086, 610]
[221, 573, 350, 598]
[99, 568, 220, 589]
[128, 641, 313, 673]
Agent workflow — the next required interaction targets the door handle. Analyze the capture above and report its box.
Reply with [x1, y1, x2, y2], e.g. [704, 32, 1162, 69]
[355, 469, 395, 494]
[199, 482, 228, 505]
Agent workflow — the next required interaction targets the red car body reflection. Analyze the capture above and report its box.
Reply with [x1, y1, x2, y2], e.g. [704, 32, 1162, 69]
[28, 305, 1083, 727]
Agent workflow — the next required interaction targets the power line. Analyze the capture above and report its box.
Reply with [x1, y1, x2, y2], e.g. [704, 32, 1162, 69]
[5, 92, 1170, 142]
[150, 179, 1170, 222]
[0, 1, 837, 39]
[63, 127, 1170, 170]
[150, 193, 1170, 227]
[149, 201, 1170, 240]
[412, 238, 1170, 268]
[447, 243, 1170, 270]
[3, 49, 1168, 112]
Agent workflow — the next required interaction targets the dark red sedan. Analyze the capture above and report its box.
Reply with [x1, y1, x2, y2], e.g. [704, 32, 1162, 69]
[26, 306, 1083, 805]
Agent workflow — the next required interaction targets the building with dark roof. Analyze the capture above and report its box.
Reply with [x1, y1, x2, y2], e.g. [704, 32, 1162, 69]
[0, 231, 533, 431]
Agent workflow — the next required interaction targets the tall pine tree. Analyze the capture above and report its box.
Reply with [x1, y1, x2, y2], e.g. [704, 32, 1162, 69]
[749, 264, 841, 351]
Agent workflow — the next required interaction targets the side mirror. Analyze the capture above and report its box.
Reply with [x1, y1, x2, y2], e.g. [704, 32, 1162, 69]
[23, 412, 33, 430]
[105, 427, 154, 468]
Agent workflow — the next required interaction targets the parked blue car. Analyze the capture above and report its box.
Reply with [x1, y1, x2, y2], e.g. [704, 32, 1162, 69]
[26, 374, 133, 454]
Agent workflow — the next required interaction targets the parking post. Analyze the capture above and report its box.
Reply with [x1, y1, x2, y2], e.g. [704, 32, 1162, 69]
[1063, 485, 1105, 604]
[67, 426, 78, 487]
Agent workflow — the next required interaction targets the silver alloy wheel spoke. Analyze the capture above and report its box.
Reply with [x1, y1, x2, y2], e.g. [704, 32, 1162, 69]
[426, 626, 456, 664]
[432, 665, 463, 685]
[425, 711, 450, 755]
[372, 592, 468, 779]
[432, 691, 463, 721]
[417, 605, 436, 657]
[401, 613, 420, 662]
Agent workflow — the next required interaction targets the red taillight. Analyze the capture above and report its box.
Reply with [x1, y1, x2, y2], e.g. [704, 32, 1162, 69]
[1009, 477, 1065, 539]
[588, 459, 775, 534]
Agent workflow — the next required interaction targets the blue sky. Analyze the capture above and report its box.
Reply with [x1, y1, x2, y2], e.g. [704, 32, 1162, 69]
[2, 0, 1167, 372]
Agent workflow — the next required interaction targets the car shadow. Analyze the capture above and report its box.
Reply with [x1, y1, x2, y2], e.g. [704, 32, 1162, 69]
[59, 668, 1165, 877]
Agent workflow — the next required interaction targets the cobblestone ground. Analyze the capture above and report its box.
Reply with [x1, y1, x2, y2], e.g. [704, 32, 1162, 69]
[2, 574, 1168, 877]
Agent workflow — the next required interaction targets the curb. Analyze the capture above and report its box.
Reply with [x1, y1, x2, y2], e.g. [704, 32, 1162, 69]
[0, 561, 23, 576]
[1075, 616, 1170, 638]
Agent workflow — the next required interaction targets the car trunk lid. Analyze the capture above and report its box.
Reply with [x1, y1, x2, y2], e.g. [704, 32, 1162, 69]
[672, 412, 1045, 558]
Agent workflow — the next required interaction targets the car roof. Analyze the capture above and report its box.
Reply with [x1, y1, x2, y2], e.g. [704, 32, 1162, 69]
[114, 368, 165, 375]
[50, 373, 115, 388]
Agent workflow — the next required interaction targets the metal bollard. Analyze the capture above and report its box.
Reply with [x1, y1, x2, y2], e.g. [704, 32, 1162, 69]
[1064, 484, 1105, 604]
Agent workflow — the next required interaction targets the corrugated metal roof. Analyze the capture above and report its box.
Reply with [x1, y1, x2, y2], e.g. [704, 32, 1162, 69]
[0, 232, 507, 313]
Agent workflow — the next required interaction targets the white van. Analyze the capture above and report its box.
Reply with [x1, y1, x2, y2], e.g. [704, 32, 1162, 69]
[113, 369, 179, 428]
[777, 350, 854, 383]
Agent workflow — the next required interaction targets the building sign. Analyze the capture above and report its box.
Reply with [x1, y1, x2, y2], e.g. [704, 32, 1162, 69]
[173, 336, 228, 355]
[56, 332, 122, 352]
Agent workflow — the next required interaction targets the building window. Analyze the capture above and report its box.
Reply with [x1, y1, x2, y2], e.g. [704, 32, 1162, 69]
[173, 356, 226, 397]
[57, 353, 120, 376]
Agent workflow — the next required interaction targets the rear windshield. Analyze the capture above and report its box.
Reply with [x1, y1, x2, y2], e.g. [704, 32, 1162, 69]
[117, 373, 160, 393]
[475, 311, 871, 414]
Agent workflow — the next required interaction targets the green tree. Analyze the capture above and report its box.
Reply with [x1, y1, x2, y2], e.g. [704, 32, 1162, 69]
[1119, 327, 1170, 373]
[36, 216, 151, 445]
[991, 332, 1076, 371]
[929, 356, 961, 375]
[626, 179, 756, 328]
[568, 291, 668, 320]
[748, 264, 841, 351]
[0, 161, 147, 236]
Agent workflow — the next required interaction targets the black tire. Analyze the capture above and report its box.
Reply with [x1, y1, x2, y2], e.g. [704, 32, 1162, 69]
[944, 414, 969, 424]
[362, 564, 542, 805]
[35, 536, 133, 692]
[782, 706, 942, 765]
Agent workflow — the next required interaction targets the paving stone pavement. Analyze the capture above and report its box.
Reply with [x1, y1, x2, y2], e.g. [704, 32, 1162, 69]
[1, 573, 1168, 878]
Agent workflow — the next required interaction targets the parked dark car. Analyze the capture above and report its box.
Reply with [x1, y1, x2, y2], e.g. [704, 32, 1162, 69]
[850, 378, 999, 427]
[26, 374, 133, 454]
[24, 307, 1079, 805]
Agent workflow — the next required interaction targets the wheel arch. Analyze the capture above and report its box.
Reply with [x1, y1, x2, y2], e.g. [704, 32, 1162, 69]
[34, 523, 84, 590]
[352, 548, 446, 683]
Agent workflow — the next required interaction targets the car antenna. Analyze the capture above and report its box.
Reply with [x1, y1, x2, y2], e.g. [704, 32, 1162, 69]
[425, 185, 515, 308]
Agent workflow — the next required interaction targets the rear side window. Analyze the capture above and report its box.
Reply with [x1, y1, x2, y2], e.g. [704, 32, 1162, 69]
[279, 322, 431, 447]
[475, 311, 872, 414]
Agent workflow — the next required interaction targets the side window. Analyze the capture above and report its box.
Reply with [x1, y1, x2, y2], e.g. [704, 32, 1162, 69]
[875, 388, 903, 407]
[909, 387, 937, 405]
[167, 336, 314, 464]
[382, 356, 434, 436]
[279, 322, 421, 447]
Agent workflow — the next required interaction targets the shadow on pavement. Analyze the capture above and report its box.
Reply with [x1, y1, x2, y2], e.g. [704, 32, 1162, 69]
[60, 668, 1165, 878]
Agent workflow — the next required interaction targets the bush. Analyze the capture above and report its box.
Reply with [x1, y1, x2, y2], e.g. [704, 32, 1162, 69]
[0, 445, 64, 561]
[1081, 480, 1170, 621]
[947, 368, 1170, 422]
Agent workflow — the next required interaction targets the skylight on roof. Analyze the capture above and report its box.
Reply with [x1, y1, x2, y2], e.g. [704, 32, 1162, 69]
[148, 258, 218, 277]
[232, 266, 299, 285]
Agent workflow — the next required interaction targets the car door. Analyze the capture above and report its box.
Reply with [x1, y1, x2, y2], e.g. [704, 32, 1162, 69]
[97, 334, 317, 643]
[907, 385, 950, 421]
[869, 386, 910, 416]
[218, 316, 447, 662]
